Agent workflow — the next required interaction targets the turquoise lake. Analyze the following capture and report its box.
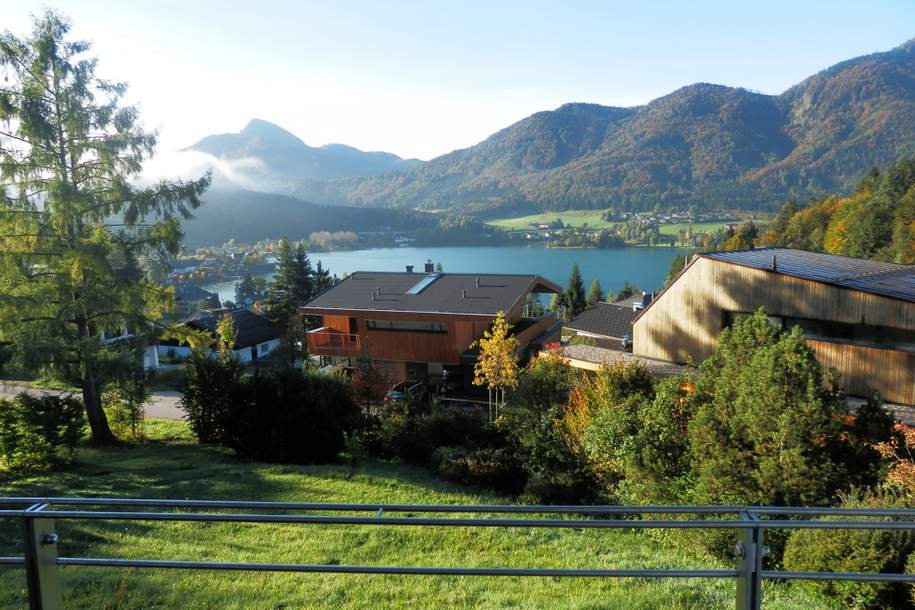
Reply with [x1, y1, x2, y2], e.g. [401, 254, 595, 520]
[203, 245, 689, 304]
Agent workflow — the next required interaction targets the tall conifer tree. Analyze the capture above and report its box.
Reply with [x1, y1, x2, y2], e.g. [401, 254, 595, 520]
[0, 12, 209, 443]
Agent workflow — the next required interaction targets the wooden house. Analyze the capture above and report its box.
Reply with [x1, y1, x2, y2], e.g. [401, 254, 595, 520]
[632, 248, 915, 405]
[299, 268, 562, 392]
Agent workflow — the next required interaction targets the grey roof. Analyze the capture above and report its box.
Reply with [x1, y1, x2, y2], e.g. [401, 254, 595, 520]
[702, 248, 915, 303]
[173, 284, 219, 303]
[300, 272, 561, 315]
[566, 302, 636, 339]
[185, 309, 281, 349]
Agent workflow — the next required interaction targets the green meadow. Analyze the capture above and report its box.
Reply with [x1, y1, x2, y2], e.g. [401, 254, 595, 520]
[0, 419, 832, 609]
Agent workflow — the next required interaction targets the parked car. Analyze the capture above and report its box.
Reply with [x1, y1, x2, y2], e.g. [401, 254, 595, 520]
[384, 381, 424, 405]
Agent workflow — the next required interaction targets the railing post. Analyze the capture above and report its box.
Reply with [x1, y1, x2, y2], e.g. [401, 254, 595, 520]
[23, 504, 63, 610]
[735, 511, 766, 610]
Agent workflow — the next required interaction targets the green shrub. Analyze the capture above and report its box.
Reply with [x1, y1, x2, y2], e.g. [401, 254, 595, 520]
[229, 368, 362, 464]
[500, 351, 596, 502]
[783, 490, 914, 609]
[0, 393, 85, 473]
[432, 445, 525, 493]
[614, 374, 699, 505]
[102, 370, 151, 441]
[362, 403, 504, 467]
[180, 349, 243, 444]
[181, 346, 361, 464]
[688, 310, 848, 508]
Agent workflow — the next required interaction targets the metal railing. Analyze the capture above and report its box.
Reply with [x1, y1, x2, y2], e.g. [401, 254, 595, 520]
[306, 327, 361, 352]
[3, 497, 915, 610]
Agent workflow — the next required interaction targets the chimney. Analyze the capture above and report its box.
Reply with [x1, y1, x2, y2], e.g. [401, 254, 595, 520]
[424, 259, 434, 273]
[406, 265, 414, 273]
[641, 291, 653, 308]
[772, 255, 778, 272]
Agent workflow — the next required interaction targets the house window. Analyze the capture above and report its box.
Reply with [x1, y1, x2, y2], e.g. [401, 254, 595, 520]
[259, 342, 271, 354]
[366, 319, 448, 333]
[723, 311, 915, 350]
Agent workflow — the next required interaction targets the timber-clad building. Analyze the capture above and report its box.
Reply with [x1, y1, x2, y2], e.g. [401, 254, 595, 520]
[299, 265, 562, 392]
[632, 248, 915, 406]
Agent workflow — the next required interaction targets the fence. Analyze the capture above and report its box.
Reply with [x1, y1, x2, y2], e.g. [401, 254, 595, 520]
[3, 497, 915, 610]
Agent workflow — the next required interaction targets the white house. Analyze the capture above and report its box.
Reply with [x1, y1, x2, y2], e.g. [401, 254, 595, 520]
[158, 309, 283, 364]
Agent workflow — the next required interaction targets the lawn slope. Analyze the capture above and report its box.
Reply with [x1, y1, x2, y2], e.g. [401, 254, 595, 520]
[0, 420, 831, 609]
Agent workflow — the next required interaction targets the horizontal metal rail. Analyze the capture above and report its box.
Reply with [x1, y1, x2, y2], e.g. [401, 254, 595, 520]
[3, 497, 915, 610]
[57, 557, 737, 579]
[3, 496, 915, 517]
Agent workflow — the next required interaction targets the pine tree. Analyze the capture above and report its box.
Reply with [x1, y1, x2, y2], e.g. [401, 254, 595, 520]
[234, 274, 259, 307]
[564, 264, 586, 320]
[265, 239, 313, 324]
[0, 12, 209, 444]
[585, 279, 604, 308]
[313, 261, 334, 293]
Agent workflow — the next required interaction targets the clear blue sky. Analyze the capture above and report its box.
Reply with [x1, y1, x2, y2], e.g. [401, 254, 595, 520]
[2, 0, 914, 160]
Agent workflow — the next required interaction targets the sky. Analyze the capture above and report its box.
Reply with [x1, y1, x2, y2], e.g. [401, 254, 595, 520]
[2, 1, 914, 161]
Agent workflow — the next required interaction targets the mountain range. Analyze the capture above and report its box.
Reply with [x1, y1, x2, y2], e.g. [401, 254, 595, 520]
[185, 119, 422, 193]
[188, 39, 915, 218]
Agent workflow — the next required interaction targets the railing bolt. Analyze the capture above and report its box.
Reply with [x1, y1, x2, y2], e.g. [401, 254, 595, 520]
[733, 542, 745, 559]
[41, 533, 59, 546]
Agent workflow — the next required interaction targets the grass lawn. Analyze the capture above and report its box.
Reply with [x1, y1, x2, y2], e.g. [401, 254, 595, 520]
[0, 420, 832, 609]
[487, 210, 617, 230]
[487, 212, 730, 240]
[657, 222, 729, 236]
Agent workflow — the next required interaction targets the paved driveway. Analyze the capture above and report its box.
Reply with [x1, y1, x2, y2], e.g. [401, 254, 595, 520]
[0, 382, 185, 420]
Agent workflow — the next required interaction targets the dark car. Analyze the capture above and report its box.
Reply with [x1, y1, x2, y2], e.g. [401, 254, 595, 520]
[384, 381, 424, 404]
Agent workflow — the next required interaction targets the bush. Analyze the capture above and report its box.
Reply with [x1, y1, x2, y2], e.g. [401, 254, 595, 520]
[102, 370, 151, 441]
[181, 346, 361, 464]
[501, 350, 596, 503]
[688, 310, 848, 508]
[432, 445, 525, 494]
[783, 490, 915, 609]
[229, 368, 361, 464]
[180, 349, 243, 444]
[362, 402, 504, 467]
[0, 393, 85, 473]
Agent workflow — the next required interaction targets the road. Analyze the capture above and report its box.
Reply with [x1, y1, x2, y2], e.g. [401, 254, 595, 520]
[0, 382, 185, 420]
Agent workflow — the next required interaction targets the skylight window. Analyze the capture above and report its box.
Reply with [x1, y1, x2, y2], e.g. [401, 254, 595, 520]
[406, 273, 441, 295]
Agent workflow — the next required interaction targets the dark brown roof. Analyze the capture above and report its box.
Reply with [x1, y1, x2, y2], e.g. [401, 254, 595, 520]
[702, 248, 915, 303]
[300, 272, 561, 316]
[186, 309, 281, 349]
[566, 302, 636, 339]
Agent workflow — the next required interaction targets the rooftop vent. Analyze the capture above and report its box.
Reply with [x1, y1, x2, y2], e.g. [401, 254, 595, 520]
[405, 265, 414, 273]
[424, 259, 434, 273]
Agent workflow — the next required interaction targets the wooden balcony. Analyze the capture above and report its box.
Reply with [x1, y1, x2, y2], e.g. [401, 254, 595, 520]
[307, 327, 361, 356]
[513, 312, 559, 346]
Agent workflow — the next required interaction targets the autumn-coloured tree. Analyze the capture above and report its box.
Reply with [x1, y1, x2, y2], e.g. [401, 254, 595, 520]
[876, 423, 915, 496]
[472, 311, 520, 419]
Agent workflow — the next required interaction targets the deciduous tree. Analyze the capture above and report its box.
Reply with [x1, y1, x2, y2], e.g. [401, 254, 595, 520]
[472, 311, 520, 419]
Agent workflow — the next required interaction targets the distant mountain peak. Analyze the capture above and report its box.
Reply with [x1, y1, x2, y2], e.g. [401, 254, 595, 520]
[239, 119, 306, 148]
[184, 119, 423, 187]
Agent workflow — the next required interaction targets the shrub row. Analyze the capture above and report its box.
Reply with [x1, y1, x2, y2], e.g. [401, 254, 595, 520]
[181, 350, 361, 464]
[0, 393, 84, 473]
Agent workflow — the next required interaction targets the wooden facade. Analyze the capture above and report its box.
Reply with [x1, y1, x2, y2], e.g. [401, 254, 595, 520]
[305, 309, 557, 363]
[632, 256, 915, 405]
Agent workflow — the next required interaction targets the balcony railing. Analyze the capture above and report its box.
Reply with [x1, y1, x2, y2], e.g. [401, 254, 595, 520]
[306, 327, 361, 354]
[3, 497, 915, 610]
